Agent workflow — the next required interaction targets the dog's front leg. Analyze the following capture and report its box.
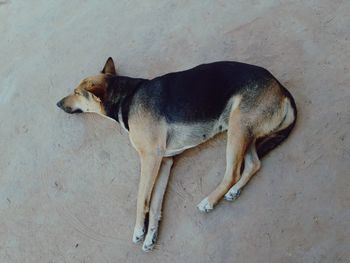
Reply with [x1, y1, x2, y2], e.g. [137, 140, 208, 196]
[132, 152, 163, 244]
[142, 157, 173, 251]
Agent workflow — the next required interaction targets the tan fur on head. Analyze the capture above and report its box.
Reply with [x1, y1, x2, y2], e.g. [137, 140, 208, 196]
[56, 57, 117, 115]
[56, 76, 108, 115]
[78, 74, 109, 99]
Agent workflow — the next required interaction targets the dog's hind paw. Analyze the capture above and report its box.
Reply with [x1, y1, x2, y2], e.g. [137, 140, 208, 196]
[197, 197, 213, 213]
[224, 188, 241, 201]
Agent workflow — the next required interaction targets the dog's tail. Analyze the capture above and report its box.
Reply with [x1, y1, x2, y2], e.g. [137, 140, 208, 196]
[256, 87, 297, 159]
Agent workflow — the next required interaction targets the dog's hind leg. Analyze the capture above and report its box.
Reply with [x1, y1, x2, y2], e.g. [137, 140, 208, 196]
[197, 107, 250, 212]
[224, 141, 261, 201]
[142, 157, 173, 252]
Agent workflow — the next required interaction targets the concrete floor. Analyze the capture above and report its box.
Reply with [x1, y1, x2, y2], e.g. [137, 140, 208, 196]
[0, 0, 349, 262]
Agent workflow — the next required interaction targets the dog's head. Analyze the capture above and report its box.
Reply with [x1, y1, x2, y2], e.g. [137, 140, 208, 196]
[56, 57, 116, 115]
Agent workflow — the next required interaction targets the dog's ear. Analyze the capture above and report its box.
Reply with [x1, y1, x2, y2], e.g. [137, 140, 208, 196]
[101, 57, 117, 75]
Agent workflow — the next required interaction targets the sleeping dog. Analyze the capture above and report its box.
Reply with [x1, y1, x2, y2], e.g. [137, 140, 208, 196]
[57, 58, 297, 251]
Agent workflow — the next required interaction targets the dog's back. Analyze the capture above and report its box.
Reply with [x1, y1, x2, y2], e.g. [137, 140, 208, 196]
[133, 62, 274, 122]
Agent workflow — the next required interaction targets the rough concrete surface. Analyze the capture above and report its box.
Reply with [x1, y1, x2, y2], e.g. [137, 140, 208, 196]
[0, 0, 349, 262]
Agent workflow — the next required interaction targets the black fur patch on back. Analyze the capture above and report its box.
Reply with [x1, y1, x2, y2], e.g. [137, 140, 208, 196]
[134, 61, 275, 123]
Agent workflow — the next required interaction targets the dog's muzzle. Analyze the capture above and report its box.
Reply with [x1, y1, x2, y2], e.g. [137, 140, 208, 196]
[56, 99, 82, 114]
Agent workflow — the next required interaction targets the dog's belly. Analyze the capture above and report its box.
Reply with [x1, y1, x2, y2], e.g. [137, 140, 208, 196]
[163, 96, 234, 157]
[164, 118, 229, 157]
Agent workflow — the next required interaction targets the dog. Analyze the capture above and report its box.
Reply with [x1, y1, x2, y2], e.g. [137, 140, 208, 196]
[57, 57, 297, 251]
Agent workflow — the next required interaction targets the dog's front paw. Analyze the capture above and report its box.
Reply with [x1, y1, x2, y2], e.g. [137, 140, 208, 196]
[197, 197, 214, 213]
[132, 225, 145, 244]
[142, 227, 158, 252]
[224, 188, 241, 201]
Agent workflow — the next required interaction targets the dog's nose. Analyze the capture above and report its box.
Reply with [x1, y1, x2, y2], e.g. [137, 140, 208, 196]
[56, 99, 64, 108]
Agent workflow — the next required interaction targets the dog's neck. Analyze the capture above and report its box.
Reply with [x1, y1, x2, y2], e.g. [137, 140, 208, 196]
[103, 76, 148, 130]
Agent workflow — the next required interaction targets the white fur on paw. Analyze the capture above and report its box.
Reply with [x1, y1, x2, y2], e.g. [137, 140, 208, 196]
[132, 226, 145, 244]
[142, 227, 157, 252]
[224, 188, 241, 201]
[197, 197, 213, 213]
